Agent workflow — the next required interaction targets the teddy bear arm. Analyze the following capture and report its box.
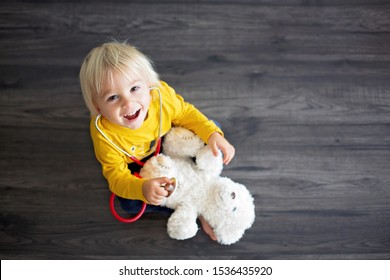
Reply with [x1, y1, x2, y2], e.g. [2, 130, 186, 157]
[195, 145, 223, 176]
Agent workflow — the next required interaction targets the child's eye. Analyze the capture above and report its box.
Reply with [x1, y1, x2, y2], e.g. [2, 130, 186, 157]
[107, 95, 118, 102]
[130, 86, 140, 93]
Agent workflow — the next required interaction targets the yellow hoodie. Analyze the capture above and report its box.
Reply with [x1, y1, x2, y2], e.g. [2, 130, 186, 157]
[90, 81, 223, 202]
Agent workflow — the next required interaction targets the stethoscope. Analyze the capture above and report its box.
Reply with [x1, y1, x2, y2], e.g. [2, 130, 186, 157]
[95, 87, 163, 223]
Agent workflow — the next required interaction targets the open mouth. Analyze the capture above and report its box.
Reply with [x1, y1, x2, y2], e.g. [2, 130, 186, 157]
[124, 109, 141, 121]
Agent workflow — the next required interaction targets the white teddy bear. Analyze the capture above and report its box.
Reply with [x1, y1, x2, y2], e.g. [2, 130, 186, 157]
[140, 127, 255, 245]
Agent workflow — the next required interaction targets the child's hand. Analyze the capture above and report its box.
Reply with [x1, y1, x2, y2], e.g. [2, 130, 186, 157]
[142, 177, 173, 205]
[207, 132, 235, 165]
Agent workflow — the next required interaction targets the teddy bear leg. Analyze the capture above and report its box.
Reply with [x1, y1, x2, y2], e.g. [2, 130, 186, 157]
[167, 207, 198, 240]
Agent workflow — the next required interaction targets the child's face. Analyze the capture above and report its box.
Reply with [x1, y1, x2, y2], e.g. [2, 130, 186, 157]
[94, 70, 151, 130]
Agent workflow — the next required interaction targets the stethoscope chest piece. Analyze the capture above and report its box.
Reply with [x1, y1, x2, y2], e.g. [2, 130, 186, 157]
[162, 177, 177, 198]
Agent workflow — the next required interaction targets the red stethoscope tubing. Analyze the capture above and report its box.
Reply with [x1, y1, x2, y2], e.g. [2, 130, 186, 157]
[109, 138, 162, 223]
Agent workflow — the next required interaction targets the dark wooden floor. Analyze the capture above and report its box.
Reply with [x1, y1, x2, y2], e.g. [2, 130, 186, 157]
[1, 0, 390, 260]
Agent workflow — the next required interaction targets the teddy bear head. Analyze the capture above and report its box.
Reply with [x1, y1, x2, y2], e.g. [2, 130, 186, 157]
[202, 177, 255, 245]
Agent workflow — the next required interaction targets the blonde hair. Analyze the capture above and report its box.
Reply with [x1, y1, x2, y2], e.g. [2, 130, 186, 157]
[79, 41, 160, 116]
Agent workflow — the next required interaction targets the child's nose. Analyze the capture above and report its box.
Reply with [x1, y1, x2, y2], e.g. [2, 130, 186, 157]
[121, 95, 133, 108]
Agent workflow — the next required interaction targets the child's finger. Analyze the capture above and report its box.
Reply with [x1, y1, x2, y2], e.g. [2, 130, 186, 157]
[222, 146, 235, 165]
[157, 177, 174, 185]
[150, 197, 162, 206]
[224, 155, 232, 165]
[211, 143, 219, 157]
[156, 187, 168, 197]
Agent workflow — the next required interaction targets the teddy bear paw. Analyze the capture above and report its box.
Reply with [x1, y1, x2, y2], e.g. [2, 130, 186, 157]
[167, 223, 198, 240]
[140, 154, 176, 179]
[154, 155, 173, 170]
[167, 215, 198, 240]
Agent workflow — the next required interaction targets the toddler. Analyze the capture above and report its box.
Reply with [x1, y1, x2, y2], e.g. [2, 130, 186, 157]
[79, 41, 235, 241]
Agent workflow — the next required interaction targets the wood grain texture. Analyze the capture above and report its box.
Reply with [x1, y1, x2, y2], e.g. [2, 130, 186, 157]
[1, 0, 389, 259]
